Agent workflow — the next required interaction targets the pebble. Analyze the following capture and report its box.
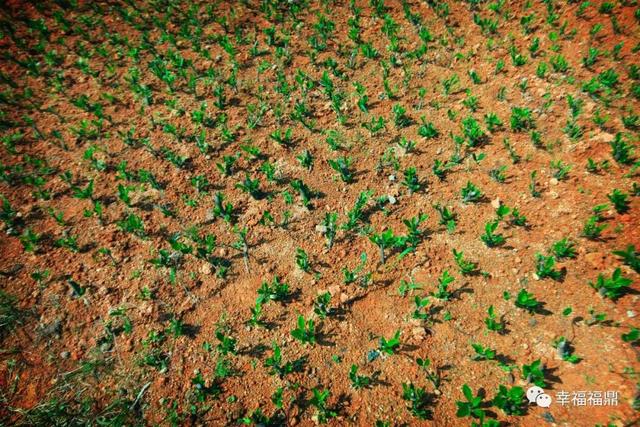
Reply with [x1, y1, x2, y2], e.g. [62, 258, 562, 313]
[388, 175, 396, 181]
[200, 264, 212, 275]
[411, 327, 426, 339]
[550, 178, 559, 185]
[627, 310, 636, 318]
[491, 197, 501, 209]
[315, 224, 327, 233]
[388, 195, 397, 205]
[60, 351, 70, 359]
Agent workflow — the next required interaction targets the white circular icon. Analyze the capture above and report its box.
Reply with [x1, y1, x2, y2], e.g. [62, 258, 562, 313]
[536, 393, 552, 408]
[526, 386, 544, 403]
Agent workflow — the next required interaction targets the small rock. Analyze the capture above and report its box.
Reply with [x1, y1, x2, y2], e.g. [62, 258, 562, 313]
[39, 319, 62, 339]
[327, 285, 340, 296]
[592, 132, 614, 143]
[627, 310, 636, 318]
[100, 342, 113, 352]
[60, 351, 70, 359]
[584, 252, 607, 270]
[388, 195, 397, 205]
[388, 174, 396, 182]
[411, 327, 426, 339]
[315, 224, 327, 233]
[550, 178, 559, 185]
[491, 197, 501, 209]
[200, 263, 212, 275]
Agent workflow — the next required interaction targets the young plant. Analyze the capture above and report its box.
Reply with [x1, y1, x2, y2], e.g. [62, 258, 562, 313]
[510, 107, 534, 131]
[461, 116, 486, 147]
[309, 388, 337, 424]
[529, 170, 541, 198]
[402, 383, 432, 420]
[484, 305, 505, 333]
[461, 181, 483, 203]
[342, 252, 371, 287]
[214, 329, 237, 356]
[622, 328, 640, 345]
[553, 337, 581, 364]
[402, 167, 422, 194]
[20, 228, 41, 253]
[117, 213, 145, 237]
[431, 270, 454, 301]
[378, 330, 401, 355]
[515, 290, 543, 316]
[321, 212, 338, 249]
[416, 357, 442, 389]
[328, 156, 353, 183]
[212, 192, 234, 224]
[534, 253, 562, 280]
[369, 229, 402, 264]
[607, 189, 629, 214]
[296, 150, 313, 171]
[492, 386, 525, 415]
[314, 292, 332, 319]
[418, 117, 439, 139]
[264, 341, 303, 378]
[392, 104, 411, 128]
[290, 315, 317, 346]
[290, 179, 313, 208]
[609, 133, 635, 164]
[452, 249, 478, 275]
[349, 365, 372, 390]
[471, 343, 496, 361]
[552, 238, 577, 259]
[550, 160, 572, 180]
[589, 268, 632, 300]
[235, 174, 262, 199]
[433, 203, 456, 233]
[343, 190, 372, 232]
[398, 276, 422, 297]
[522, 359, 546, 387]
[480, 220, 505, 247]
[582, 215, 607, 240]
[231, 226, 250, 272]
[257, 276, 290, 304]
[269, 128, 293, 146]
[295, 248, 311, 272]
[613, 245, 640, 273]
[456, 384, 485, 422]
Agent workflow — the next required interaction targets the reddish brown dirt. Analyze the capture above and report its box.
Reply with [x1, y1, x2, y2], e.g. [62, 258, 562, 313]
[0, 0, 639, 426]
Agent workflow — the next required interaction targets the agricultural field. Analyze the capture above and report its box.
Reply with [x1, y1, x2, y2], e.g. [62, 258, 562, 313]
[1, 0, 640, 425]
